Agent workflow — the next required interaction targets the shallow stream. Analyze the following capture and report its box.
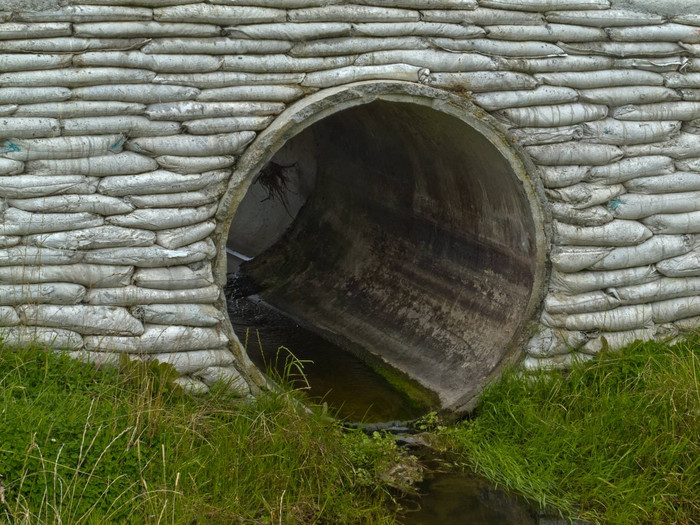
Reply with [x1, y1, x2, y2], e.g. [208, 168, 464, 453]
[228, 293, 539, 524]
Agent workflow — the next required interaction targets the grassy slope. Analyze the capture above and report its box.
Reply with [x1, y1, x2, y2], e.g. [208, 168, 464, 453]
[0, 345, 405, 525]
[446, 338, 700, 525]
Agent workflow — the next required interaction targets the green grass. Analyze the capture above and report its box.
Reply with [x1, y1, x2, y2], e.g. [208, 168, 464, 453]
[0, 344, 409, 525]
[445, 337, 700, 525]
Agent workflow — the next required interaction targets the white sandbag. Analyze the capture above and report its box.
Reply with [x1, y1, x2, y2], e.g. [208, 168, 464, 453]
[26, 226, 155, 250]
[354, 50, 498, 71]
[586, 156, 674, 184]
[133, 303, 224, 327]
[624, 172, 700, 194]
[508, 125, 582, 146]
[631, 136, 700, 160]
[0, 326, 82, 350]
[554, 219, 653, 246]
[550, 203, 613, 226]
[656, 248, 700, 277]
[0, 237, 19, 248]
[87, 284, 219, 305]
[223, 55, 355, 74]
[107, 203, 217, 230]
[25, 152, 156, 176]
[538, 165, 589, 189]
[141, 38, 293, 55]
[0, 54, 72, 72]
[0, 22, 71, 40]
[0, 175, 97, 199]
[424, 71, 538, 92]
[78, 0, 208, 5]
[196, 365, 247, 393]
[642, 212, 700, 234]
[82, 241, 213, 267]
[613, 102, 700, 121]
[0, 68, 156, 88]
[592, 235, 693, 271]
[545, 290, 620, 315]
[0, 37, 150, 54]
[156, 220, 216, 249]
[676, 158, 700, 171]
[526, 143, 623, 165]
[14, 5, 152, 22]
[15, 101, 146, 118]
[0, 264, 133, 287]
[0, 105, 17, 117]
[502, 56, 615, 73]
[526, 328, 588, 358]
[545, 9, 664, 26]
[153, 72, 305, 89]
[558, 42, 684, 58]
[145, 101, 283, 121]
[0, 208, 103, 236]
[550, 265, 658, 294]
[522, 353, 594, 371]
[198, 85, 304, 102]
[422, 8, 543, 25]
[73, 84, 201, 104]
[681, 119, 700, 134]
[128, 132, 255, 157]
[289, 5, 420, 22]
[1, 135, 125, 161]
[0, 246, 82, 266]
[579, 87, 681, 106]
[354, 0, 477, 7]
[0, 118, 60, 139]
[172, 376, 209, 394]
[98, 170, 229, 196]
[84, 325, 228, 353]
[0, 158, 23, 176]
[154, 4, 285, 24]
[152, 351, 236, 376]
[302, 64, 428, 88]
[652, 297, 700, 323]
[534, 70, 663, 89]
[497, 102, 608, 127]
[9, 195, 133, 215]
[63, 117, 181, 137]
[610, 277, 700, 305]
[665, 73, 700, 88]
[133, 262, 214, 289]
[547, 182, 625, 208]
[581, 120, 680, 146]
[550, 246, 612, 272]
[225, 22, 351, 40]
[184, 116, 274, 135]
[290, 36, 429, 57]
[354, 22, 483, 38]
[74, 21, 221, 38]
[0, 283, 86, 306]
[0, 306, 19, 325]
[155, 155, 235, 174]
[125, 183, 226, 208]
[580, 328, 656, 355]
[479, 0, 609, 10]
[432, 38, 564, 58]
[485, 24, 606, 42]
[614, 58, 684, 73]
[674, 315, 700, 331]
[543, 305, 653, 332]
[19, 305, 144, 336]
[74, 52, 223, 74]
[472, 86, 578, 111]
[609, 24, 700, 43]
[611, 192, 700, 219]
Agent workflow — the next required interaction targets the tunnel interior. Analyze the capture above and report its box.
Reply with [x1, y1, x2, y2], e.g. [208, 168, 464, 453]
[226, 99, 540, 412]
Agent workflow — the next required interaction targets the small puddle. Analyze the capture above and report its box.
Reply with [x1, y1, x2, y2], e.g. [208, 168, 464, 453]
[227, 289, 539, 524]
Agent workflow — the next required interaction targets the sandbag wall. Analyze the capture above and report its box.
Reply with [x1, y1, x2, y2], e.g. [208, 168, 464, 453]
[3, 0, 700, 393]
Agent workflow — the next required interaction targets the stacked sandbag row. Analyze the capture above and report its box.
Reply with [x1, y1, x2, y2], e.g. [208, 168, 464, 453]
[1, 0, 700, 380]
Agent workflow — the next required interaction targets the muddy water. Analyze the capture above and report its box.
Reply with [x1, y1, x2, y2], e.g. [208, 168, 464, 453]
[227, 293, 538, 524]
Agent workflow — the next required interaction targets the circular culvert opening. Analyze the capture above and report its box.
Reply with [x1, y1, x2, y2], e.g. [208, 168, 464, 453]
[223, 84, 546, 414]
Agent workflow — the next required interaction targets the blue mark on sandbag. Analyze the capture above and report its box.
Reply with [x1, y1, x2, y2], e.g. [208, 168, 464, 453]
[609, 198, 622, 210]
[1, 141, 20, 153]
